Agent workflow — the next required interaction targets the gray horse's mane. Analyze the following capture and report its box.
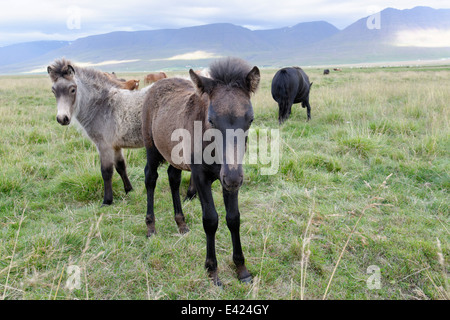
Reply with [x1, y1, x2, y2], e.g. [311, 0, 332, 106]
[48, 58, 121, 89]
[209, 57, 253, 90]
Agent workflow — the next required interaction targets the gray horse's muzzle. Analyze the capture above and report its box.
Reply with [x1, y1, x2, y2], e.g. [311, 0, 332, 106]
[57, 114, 70, 125]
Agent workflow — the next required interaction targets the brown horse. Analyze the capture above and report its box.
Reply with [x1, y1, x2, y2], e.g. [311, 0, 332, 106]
[144, 72, 167, 85]
[104, 72, 139, 90]
[141, 57, 260, 286]
[111, 72, 127, 81]
[120, 79, 140, 90]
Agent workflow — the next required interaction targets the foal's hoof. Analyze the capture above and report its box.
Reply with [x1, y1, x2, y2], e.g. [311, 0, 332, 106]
[146, 228, 157, 238]
[239, 275, 253, 284]
[175, 214, 189, 234]
[101, 201, 112, 207]
[213, 277, 223, 288]
[209, 271, 223, 287]
[179, 225, 190, 234]
[184, 193, 196, 202]
[125, 186, 133, 194]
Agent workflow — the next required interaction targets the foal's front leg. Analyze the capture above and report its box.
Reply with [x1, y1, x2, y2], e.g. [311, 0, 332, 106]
[98, 145, 115, 206]
[223, 190, 252, 283]
[191, 166, 221, 286]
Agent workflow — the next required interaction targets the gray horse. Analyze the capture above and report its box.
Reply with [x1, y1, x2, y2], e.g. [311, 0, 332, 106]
[48, 58, 150, 206]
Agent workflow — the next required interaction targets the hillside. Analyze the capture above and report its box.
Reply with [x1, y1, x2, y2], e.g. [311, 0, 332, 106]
[0, 41, 68, 68]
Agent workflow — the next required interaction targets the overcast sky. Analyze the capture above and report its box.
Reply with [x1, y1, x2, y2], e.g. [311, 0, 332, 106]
[1, 0, 449, 47]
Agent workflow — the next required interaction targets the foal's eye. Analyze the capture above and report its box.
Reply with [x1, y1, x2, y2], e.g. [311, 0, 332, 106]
[70, 87, 77, 95]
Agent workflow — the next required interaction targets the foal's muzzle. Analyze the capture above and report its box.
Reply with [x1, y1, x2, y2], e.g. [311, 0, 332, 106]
[57, 115, 70, 126]
[220, 167, 244, 192]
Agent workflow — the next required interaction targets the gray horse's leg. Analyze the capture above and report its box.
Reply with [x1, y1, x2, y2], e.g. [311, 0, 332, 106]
[114, 148, 133, 194]
[98, 144, 115, 206]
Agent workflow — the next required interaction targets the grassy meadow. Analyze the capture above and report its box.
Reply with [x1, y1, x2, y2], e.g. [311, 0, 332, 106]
[0, 65, 448, 300]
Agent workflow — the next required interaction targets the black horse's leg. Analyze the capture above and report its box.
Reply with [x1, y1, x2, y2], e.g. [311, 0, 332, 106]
[184, 175, 197, 201]
[144, 145, 163, 237]
[167, 165, 189, 234]
[114, 148, 133, 194]
[305, 98, 311, 121]
[223, 190, 252, 283]
[191, 166, 221, 286]
[98, 144, 115, 206]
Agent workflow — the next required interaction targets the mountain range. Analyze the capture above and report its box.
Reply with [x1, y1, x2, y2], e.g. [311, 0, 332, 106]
[1, 6, 450, 74]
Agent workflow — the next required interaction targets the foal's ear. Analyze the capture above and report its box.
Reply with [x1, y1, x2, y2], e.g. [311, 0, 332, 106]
[67, 65, 75, 77]
[246, 66, 260, 94]
[47, 66, 57, 82]
[189, 69, 215, 95]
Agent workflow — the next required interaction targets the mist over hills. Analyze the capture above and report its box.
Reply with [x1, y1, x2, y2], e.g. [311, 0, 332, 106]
[1, 6, 449, 74]
[284, 6, 450, 65]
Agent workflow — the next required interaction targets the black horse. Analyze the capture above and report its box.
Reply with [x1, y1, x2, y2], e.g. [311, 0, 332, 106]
[271, 67, 312, 123]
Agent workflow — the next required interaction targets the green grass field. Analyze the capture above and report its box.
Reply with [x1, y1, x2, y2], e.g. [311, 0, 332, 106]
[0, 66, 448, 300]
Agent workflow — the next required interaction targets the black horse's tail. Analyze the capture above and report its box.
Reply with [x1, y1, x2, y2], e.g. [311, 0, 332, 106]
[274, 69, 292, 124]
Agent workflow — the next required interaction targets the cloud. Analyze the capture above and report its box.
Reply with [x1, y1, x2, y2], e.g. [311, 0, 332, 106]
[1, 0, 450, 46]
[157, 51, 222, 61]
[395, 29, 450, 47]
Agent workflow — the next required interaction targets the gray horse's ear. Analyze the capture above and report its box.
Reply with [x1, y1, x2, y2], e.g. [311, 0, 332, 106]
[189, 69, 215, 95]
[67, 65, 75, 76]
[47, 66, 58, 82]
[246, 66, 260, 94]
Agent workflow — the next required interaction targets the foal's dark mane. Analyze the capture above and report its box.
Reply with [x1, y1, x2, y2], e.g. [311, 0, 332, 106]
[48, 58, 122, 89]
[209, 57, 253, 91]
[48, 58, 74, 82]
